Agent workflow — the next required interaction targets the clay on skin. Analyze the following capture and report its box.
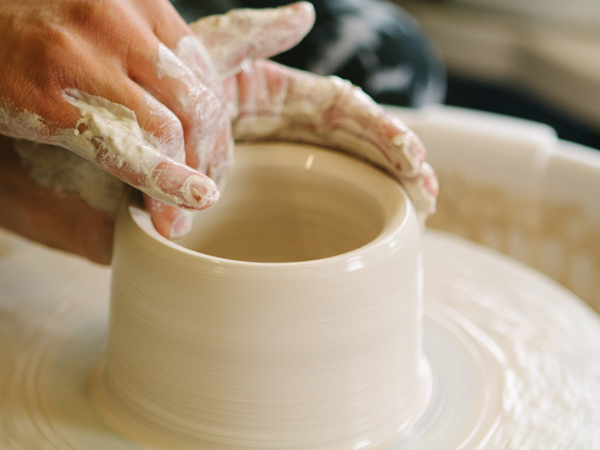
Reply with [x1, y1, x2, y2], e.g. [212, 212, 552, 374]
[155, 37, 233, 186]
[0, 90, 219, 211]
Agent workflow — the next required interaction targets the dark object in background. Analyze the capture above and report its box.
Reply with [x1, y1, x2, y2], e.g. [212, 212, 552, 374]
[445, 75, 600, 150]
[172, 0, 446, 107]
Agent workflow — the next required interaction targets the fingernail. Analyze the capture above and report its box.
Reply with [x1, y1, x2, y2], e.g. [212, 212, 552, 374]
[180, 174, 220, 209]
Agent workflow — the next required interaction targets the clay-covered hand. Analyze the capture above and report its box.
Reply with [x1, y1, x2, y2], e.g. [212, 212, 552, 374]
[0, 0, 315, 261]
[0, 0, 219, 222]
[229, 61, 438, 224]
[191, 14, 438, 223]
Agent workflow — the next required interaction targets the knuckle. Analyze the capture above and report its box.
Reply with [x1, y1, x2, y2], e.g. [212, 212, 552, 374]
[154, 115, 185, 161]
[65, 0, 126, 31]
[22, 23, 81, 87]
[67, 0, 105, 23]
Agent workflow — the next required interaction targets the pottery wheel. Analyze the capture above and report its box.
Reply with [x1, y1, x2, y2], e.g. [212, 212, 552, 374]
[1, 229, 599, 449]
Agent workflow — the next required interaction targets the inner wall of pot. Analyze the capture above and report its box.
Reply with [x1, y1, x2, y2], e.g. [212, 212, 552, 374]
[176, 167, 387, 263]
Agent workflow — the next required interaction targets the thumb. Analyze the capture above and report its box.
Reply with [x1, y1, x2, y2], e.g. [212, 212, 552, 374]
[189, 2, 315, 78]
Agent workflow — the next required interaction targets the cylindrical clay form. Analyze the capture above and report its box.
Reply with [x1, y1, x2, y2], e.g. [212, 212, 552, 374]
[91, 143, 429, 450]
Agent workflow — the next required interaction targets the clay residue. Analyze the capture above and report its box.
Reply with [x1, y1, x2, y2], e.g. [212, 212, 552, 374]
[14, 140, 128, 215]
[429, 171, 600, 313]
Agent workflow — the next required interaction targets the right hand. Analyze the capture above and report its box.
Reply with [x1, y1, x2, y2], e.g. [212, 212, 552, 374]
[0, 0, 316, 253]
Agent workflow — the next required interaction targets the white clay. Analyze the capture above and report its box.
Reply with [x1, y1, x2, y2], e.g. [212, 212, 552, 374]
[156, 42, 195, 81]
[92, 143, 429, 450]
[157, 36, 233, 185]
[190, 3, 315, 79]
[0, 98, 49, 140]
[63, 89, 219, 209]
[1, 224, 599, 449]
[0, 133, 597, 446]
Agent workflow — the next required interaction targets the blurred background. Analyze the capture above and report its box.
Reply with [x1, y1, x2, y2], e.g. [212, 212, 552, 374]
[391, 0, 600, 150]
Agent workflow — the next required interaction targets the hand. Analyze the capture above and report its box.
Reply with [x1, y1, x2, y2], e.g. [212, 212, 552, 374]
[222, 60, 438, 223]
[190, 8, 437, 221]
[191, 10, 437, 222]
[0, 2, 437, 264]
[0, 0, 315, 262]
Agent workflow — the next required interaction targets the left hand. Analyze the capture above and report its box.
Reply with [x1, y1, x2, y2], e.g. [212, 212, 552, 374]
[223, 59, 438, 224]
[193, 7, 438, 222]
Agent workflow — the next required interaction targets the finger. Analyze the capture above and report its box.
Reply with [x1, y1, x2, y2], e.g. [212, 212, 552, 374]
[127, 5, 232, 239]
[77, 38, 221, 238]
[139, 0, 192, 50]
[127, 33, 224, 172]
[401, 163, 438, 225]
[143, 195, 193, 240]
[130, 39, 232, 237]
[205, 121, 233, 187]
[168, 37, 234, 181]
[64, 0, 224, 172]
[190, 2, 316, 78]
[229, 60, 435, 221]
[0, 64, 216, 212]
[123, 7, 230, 238]
[60, 88, 219, 211]
[231, 60, 426, 177]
